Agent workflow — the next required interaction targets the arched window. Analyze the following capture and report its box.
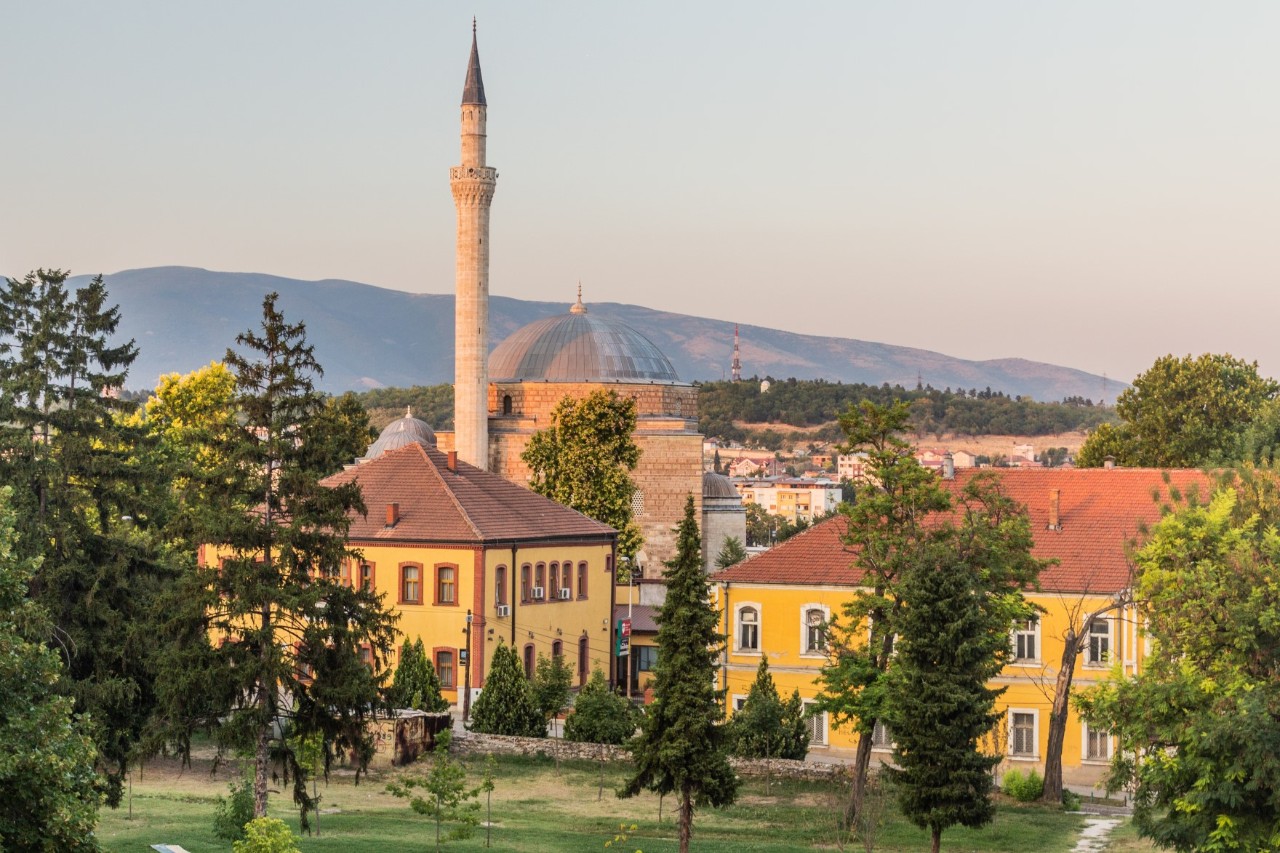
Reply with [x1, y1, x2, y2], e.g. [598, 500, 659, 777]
[561, 562, 572, 597]
[521, 564, 531, 602]
[535, 562, 546, 598]
[435, 564, 457, 605]
[495, 565, 507, 607]
[804, 607, 828, 654]
[502, 394, 512, 415]
[551, 640, 562, 660]
[524, 644, 535, 680]
[359, 562, 375, 592]
[578, 635, 590, 685]
[400, 563, 422, 604]
[737, 605, 761, 652]
[578, 561, 588, 599]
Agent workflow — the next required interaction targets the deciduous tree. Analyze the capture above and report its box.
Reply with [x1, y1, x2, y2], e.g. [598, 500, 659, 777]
[0, 486, 102, 850]
[564, 668, 639, 745]
[522, 389, 643, 564]
[386, 730, 481, 850]
[1077, 353, 1277, 468]
[1077, 484, 1280, 851]
[532, 652, 574, 734]
[620, 495, 738, 853]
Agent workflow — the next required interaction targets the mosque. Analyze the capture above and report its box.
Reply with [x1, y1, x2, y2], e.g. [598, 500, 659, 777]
[419, 25, 741, 571]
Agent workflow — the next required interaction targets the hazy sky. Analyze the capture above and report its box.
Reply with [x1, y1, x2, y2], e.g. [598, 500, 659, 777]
[4, 2, 1277, 385]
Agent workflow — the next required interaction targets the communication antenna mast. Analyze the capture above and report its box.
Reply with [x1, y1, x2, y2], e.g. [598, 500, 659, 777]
[731, 324, 742, 382]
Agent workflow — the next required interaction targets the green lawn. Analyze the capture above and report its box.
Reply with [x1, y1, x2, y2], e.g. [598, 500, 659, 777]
[97, 754, 1088, 852]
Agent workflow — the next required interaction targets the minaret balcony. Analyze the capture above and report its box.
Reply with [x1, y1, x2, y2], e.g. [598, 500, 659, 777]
[450, 166, 498, 182]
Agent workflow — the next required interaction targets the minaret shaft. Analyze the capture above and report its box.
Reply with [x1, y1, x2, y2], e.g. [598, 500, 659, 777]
[451, 33, 496, 470]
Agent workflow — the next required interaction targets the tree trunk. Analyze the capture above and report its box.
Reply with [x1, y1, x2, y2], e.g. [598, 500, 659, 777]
[254, 717, 270, 817]
[931, 825, 941, 853]
[678, 781, 693, 853]
[843, 729, 875, 827]
[1041, 631, 1080, 805]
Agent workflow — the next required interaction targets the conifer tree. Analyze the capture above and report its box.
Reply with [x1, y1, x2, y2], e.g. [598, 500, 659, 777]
[159, 293, 397, 824]
[621, 495, 738, 853]
[391, 638, 449, 713]
[726, 656, 808, 761]
[469, 643, 543, 737]
[0, 269, 180, 806]
[564, 668, 639, 745]
[881, 532, 1022, 853]
[714, 536, 748, 570]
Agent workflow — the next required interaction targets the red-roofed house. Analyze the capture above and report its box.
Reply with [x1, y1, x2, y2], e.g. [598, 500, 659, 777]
[713, 467, 1211, 786]
[316, 440, 619, 709]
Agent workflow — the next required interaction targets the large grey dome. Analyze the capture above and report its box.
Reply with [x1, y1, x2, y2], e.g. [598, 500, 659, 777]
[489, 297, 681, 384]
[703, 471, 738, 499]
[361, 411, 436, 461]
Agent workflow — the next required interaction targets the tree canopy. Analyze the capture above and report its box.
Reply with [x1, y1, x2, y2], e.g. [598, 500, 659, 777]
[564, 668, 639, 746]
[468, 643, 543, 738]
[725, 656, 808, 761]
[1077, 481, 1280, 851]
[390, 638, 449, 714]
[620, 495, 738, 853]
[522, 389, 643, 563]
[1078, 353, 1278, 468]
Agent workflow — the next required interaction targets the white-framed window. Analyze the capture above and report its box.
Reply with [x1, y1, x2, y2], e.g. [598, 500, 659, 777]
[801, 604, 830, 656]
[1086, 616, 1111, 666]
[1012, 616, 1039, 663]
[803, 700, 828, 747]
[1008, 709, 1038, 759]
[1082, 723, 1111, 762]
[736, 604, 761, 653]
[732, 694, 748, 713]
[871, 720, 893, 751]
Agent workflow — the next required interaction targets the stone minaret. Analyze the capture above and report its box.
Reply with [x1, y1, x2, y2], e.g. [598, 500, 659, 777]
[451, 22, 497, 470]
[731, 324, 742, 382]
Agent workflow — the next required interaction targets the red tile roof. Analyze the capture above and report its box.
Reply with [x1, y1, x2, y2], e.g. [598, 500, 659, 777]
[717, 468, 1212, 594]
[320, 443, 616, 546]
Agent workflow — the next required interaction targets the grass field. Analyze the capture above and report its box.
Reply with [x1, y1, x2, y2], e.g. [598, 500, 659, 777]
[94, 753, 1098, 852]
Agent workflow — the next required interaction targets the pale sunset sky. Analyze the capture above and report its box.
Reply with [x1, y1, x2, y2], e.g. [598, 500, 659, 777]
[3, 2, 1277, 384]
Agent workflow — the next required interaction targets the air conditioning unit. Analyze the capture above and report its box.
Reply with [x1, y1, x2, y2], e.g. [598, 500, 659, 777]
[495, 604, 510, 617]
[559, 587, 572, 600]
[531, 586, 545, 600]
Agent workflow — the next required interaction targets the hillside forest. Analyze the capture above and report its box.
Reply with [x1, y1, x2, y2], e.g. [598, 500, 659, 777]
[347, 379, 1116, 450]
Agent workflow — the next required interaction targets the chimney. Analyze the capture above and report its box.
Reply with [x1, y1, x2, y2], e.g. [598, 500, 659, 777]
[941, 452, 955, 480]
[385, 502, 399, 527]
[1048, 489, 1060, 530]
[1104, 455, 1116, 470]
[447, 450, 458, 473]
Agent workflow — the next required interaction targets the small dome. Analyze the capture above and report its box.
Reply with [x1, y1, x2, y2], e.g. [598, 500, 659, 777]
[703, 471, 738, 499]
[362, 410, 436, 461]
[490, 295, 681, 384]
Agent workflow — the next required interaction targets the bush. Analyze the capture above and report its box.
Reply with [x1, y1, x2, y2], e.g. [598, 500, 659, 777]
[1061, 789, 1081, 811]
[1002, 768, 1044, 802]
[232, 817, 301, 853]
[564, 668, 639, 745]
[212, 776, 254, 840]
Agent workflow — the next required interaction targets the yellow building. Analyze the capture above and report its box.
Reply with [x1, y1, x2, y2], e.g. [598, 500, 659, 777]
[714, 467, 1209, 787]
[321, 414, 618, 707]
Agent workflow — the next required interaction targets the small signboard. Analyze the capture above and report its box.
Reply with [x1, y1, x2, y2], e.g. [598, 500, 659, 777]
[616, 618, 632, 657]
[459, 648, 468, 666]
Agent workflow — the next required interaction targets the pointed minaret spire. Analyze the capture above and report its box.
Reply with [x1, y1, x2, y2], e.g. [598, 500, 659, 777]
[462, 20, 487, 106]
[451, 24, 498, 470]
[731, 324, 742, 382]
[570, 281, 587, 315]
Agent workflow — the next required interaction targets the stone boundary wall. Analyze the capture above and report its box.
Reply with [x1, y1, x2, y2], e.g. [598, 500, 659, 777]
[450, 731, 853, 783]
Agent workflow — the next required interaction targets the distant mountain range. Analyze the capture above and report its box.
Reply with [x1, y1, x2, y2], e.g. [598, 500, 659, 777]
[67, 266, 1116, 402]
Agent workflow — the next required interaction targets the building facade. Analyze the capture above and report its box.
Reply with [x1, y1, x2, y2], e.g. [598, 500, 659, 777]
[715, 467, 1209, 786]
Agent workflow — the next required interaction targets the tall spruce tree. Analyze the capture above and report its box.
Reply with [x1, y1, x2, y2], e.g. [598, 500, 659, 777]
[881, 515, 1033, 853]
[620, 495, 738, 853]
[0, 269, 180, 806]
[469, 643, 543, 737]
[159, 293, 397, 824]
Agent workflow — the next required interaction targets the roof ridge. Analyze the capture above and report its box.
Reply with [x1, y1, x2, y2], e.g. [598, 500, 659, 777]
[418, 444, 486, 540]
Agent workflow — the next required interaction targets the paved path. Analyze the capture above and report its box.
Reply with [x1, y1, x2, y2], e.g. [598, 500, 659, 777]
[1071, 817, 1122, 852]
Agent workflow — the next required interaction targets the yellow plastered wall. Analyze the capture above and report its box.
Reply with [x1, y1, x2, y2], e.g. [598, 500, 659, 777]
[715, 581, 1138, 784]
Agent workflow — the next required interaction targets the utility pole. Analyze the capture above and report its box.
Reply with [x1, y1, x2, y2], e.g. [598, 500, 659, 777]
[463, 609, 473, 722]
